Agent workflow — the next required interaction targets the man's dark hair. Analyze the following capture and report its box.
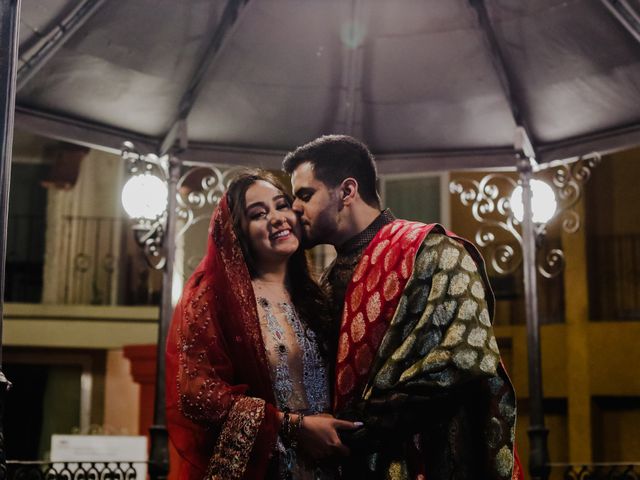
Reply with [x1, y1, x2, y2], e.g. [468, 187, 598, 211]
[282, 135, 381, 208]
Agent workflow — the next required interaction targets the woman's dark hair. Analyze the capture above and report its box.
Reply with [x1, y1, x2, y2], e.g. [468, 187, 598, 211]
[225, 169, 332, 353]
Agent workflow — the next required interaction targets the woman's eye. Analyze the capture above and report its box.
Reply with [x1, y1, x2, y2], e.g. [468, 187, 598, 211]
[250, 211, 267, 220]
[276, 202, 290, 210]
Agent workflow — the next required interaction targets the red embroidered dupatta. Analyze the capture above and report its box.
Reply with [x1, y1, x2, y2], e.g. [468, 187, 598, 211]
[165, 195, 280, 480]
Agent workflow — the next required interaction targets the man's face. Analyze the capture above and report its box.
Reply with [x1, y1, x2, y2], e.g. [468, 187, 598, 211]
[290, 161, 341, 248]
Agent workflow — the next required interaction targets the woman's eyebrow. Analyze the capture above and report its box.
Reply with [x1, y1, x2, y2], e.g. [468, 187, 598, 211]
[245, 201, 267, 211]
[246, 194, 287, 211]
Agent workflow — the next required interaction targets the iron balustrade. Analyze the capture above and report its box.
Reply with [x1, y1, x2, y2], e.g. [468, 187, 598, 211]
[5, 461, 640, 479]
[551, 463, 640, 479]
[6, 461, 148, 480]
[59, 215, 121, 305]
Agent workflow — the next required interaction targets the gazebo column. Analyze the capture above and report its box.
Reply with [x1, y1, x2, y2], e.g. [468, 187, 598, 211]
[0, 0, 21, 473]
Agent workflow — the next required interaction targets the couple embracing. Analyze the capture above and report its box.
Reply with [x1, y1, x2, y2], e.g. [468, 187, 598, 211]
[165, 135, 523, 479]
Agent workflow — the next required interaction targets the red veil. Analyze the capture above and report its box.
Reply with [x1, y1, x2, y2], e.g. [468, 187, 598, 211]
[165, 195, 280, 479]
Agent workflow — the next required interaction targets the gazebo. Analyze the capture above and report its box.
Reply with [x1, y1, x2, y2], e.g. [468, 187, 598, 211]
[1, 1, 639, 479]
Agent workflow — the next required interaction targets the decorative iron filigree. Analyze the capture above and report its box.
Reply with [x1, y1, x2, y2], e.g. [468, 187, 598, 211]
[176, 166, 242, 239]
[121, 142, 242, 276]
[450, 174, 522, 275]
[538, 248, 565, 279]
[553, 463, 640, 480]
[121, 142, 169, 270]
[450, 153, 600, 278]
[6, 461, 144, 480]
[549, 153, 601, 234]
[173, 166, 242, 280]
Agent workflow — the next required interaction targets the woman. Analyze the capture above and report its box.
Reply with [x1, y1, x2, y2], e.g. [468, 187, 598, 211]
[166, 170, 356, 479]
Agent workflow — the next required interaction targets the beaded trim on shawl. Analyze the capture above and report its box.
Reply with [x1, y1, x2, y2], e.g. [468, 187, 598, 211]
[206, 396, 266, 480]
[176, 284, 214, 422]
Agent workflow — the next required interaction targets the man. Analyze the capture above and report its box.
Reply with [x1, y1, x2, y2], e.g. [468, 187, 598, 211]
[283, 135, 522, 479]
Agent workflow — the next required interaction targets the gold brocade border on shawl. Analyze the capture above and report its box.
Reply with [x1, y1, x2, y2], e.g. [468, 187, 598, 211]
[206, 396, 266, 480]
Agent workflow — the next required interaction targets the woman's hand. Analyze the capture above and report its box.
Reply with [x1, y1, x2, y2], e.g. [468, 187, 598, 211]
[296, 413, 362, 460]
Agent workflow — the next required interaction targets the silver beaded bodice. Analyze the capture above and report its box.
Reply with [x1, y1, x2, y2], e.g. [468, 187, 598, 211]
[257, 297, 329, 414]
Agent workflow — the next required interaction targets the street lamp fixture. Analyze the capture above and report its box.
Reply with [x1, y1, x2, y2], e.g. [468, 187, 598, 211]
[121, 172, 168, 221]
[510, 179, 557, 225]
[120, 143, 171, 270]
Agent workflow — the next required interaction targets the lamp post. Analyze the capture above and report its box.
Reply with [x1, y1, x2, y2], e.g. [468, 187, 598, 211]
[517, 156, 551, 480]
[121, 143, 181, 480]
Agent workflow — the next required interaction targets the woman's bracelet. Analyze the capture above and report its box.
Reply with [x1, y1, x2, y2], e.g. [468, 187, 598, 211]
[289, 413, 304, 450]
[281, 411, 292, 443]
[280, 411, 305, 449]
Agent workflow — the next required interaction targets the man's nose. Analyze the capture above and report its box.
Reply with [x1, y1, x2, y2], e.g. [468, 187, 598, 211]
[292, 198, 303, 214]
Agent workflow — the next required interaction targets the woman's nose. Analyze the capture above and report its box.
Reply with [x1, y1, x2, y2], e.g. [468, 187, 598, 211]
[269, 210, 286, 225]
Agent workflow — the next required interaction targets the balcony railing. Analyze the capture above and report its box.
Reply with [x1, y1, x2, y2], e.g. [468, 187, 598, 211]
[59, 215, 122, 305]
[6, 461, 148, 480]
[5, 461, 640, 479]
[551, 463, 640, 479]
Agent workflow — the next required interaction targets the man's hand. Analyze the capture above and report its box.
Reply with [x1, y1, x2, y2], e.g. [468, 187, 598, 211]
[297, 414, 362, 460]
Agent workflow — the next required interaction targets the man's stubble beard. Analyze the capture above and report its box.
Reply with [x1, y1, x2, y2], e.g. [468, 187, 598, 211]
[301, 191, 342, 249]
[301, 213, 340, 249]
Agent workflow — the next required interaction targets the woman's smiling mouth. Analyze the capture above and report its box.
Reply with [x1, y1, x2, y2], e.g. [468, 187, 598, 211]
[270, 229, 292, 241]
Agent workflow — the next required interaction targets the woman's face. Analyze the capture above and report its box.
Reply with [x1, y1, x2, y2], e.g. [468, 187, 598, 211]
[243, 180, 301, 267]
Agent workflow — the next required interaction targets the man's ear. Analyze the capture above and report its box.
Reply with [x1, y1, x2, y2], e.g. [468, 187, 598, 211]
[340, 178, 358, 205]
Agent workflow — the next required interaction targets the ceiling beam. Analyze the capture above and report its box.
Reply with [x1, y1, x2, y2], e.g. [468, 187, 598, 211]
[537, 121, 640, 163]
[14, 106, 640, 172]
[159, 0, 251, 156]
[469, 0, 538, 157]
[17, 0, 107, 90]
[14, 106, 157, 155]
[600, 0, 640, 43]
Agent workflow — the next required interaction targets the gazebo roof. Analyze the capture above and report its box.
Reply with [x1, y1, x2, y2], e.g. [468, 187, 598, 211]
[14, 0, 640, 171]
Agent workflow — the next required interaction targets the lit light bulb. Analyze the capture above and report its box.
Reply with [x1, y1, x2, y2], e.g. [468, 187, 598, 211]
[121, 174, 168, 220]
[510, 179, 557, 224]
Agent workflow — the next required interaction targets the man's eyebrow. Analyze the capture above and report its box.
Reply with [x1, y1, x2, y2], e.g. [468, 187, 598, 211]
[293, 187, 315, 197]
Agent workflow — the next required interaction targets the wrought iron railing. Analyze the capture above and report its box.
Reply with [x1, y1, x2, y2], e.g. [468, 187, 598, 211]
[6, 461, 148, 480]
[551, 463, 640, 479]
[6, 461, 640, 480]
[59, 216, 122, 305]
